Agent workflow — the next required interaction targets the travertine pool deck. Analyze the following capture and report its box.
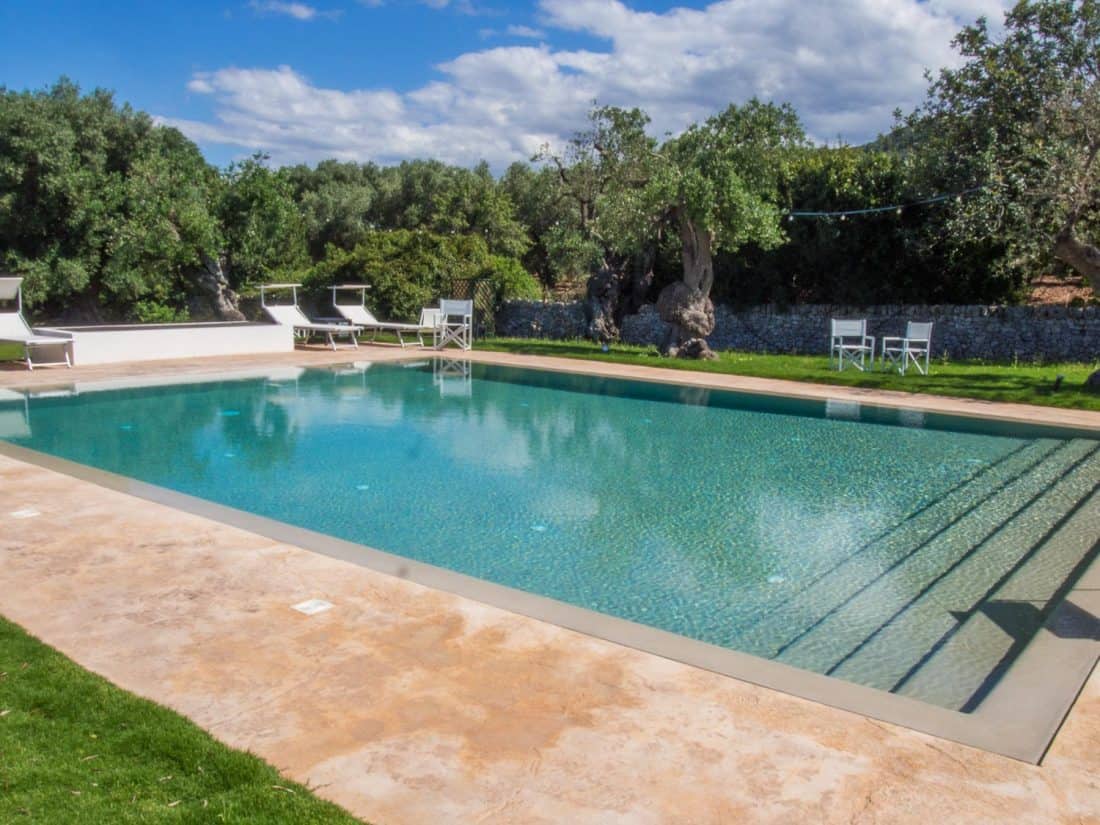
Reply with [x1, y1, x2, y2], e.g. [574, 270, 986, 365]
[1, 347, 1099, 824]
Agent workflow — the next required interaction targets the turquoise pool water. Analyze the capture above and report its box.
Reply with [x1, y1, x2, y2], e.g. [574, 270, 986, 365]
[3, 360, 1098, 711]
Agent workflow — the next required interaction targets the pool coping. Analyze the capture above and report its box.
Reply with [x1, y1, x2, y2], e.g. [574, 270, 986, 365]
[458, 350, 1100, 433]
[2, 345, 1098, 431]
[1, 360, 1097, 765]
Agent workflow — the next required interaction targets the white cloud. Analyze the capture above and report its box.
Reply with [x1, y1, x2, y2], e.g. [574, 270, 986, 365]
[249, 0, 340, 21]
[506, 24, 546, 38]
[166, 0, 1014, 169]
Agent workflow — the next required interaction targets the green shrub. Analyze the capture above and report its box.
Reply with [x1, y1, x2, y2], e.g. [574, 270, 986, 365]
[132, 300, 189, 323]
[306, 229, 535, 320]
[481, 254, 540, 302]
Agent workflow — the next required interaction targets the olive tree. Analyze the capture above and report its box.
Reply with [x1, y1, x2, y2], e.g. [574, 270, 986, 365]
[592, 101, 806, 357]
[913, 3, 1099, 290]
[910, 0, 1100, 381]
[534, 106, 657, 340]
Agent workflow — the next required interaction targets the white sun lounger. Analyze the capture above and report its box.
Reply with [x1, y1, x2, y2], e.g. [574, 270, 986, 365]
[261, 283, 362, 350]
[0, 277, 73, 370]
[331, 285, 440, 348]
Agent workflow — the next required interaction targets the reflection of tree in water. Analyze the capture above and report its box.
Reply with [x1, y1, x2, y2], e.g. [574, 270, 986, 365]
[334, 360, 1003, 628]
[341, 361, 737, 584]
[218, 389, 299, 471]
[17, 377, 299, 483]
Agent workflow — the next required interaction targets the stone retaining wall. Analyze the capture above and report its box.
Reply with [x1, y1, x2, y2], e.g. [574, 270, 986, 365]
[497, 300, 1100, 361]
[496, 300, 589, 340]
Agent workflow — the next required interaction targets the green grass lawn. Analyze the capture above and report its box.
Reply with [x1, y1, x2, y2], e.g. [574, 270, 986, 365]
[0, 616, 362, 824]
[478, 337, 1100, 412]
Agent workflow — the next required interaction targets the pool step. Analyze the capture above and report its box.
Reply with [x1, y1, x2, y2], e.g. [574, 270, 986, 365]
[891, 485, 1100, 709]
[733, 437, 1067, 658]
[773, 438, 1100, 680]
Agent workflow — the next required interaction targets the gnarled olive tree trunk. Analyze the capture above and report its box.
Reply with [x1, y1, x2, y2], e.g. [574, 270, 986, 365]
[585, 247, 657, 342]
[656, 211, 717, 358]
[1052, 226, 1100, 389]
[194, 254, 245, 321]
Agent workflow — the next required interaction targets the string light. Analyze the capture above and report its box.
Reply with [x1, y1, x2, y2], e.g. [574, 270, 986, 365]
[786, 185, 983, 220]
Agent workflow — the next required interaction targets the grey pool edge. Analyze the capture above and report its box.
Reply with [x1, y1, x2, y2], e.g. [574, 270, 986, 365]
[458, 351, 1100, 436]
[1, 438, 1096, 765]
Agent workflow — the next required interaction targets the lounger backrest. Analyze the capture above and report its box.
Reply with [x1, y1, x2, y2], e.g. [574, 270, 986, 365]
[0, 277, 23, 303]
[905, 321, 933, 341]
[337, 304, 380, 326]
[440, 299, 473, 320]
[264, 304, 312, 327]
[830, 319, 865, 339]
[419, 308, 442, 328]
[0, 310, 33, 341]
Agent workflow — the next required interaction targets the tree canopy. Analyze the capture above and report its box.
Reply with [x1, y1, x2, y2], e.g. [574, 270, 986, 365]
[1, 2, 1096, 342]
[904, 0, 1100, 293]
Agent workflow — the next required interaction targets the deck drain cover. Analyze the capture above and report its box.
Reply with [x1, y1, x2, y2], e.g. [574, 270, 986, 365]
[10, 508, 41, 519]
[292, 599, 334, 616]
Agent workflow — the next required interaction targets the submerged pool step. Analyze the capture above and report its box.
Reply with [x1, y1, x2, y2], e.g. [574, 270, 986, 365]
[772, 438, 1100, 678]
[733, 438, 1066, 659]
[892, 485, 1100, 710]
[816, 440, 1100, 697]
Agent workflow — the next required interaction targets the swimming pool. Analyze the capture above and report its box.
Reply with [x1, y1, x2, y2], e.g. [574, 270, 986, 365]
[2, 359, 1098, 749]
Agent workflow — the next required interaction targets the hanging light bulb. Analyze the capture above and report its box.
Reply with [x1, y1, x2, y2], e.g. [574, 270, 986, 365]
[896, 207, 903, 216]
[955, 195, 963, 203]
[839, 214, 847, 222]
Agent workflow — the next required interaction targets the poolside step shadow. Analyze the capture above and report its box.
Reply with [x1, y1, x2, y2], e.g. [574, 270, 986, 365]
[773, 440, 1100, 708]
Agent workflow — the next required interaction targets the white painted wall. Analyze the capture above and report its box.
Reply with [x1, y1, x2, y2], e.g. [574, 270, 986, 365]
[36, 322, 294, 366]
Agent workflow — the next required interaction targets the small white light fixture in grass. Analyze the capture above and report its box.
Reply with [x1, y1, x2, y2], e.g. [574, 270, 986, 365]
[292, 599, 334, 616]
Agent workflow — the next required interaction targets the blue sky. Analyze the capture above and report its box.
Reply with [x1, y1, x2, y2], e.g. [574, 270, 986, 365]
[0, 0, 1011, 170]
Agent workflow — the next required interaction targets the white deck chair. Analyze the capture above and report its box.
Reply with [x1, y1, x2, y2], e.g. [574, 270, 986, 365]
[881, 321, 933, 376]
[434, 299, 473, 351]
[829, 318, 875, 372]
[261, 283, 361, 350]
[0, 277, 73, 370]
[331, 285, 439, 348]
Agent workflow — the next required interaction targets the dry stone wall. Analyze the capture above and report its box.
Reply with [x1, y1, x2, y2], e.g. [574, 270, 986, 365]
[497, 300, 1100, 362]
